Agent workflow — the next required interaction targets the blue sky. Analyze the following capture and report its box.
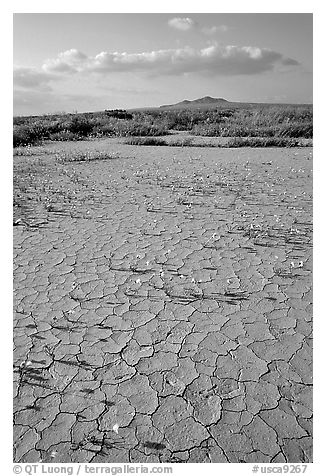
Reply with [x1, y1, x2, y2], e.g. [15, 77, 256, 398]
[13, 13, 312, 115]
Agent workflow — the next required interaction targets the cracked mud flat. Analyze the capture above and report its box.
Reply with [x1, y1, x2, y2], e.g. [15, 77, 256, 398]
[13, 142, 312, 463]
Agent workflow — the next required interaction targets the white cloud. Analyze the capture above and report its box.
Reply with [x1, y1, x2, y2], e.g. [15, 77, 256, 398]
[40, 44, 299, 77]
[168, 17, 228, 36]
[13, 66, 56, 91]
[202, 25, 228, 35]
[168, 17, 195, 31]
[43, 49, 88, 73]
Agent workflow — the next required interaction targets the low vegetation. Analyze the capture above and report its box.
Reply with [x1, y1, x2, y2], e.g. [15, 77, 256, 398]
[190, 107, 312, 138]
[13, 104, 313, 147]
[125, 136, 309, 148]
[225, 137, 305, 148]
[13, 110, 168, 147]
[124, 137, 167, 146]
[54, 149, 119, 163]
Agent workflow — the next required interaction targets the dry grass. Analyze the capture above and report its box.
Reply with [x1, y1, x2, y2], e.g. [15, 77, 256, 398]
[54, 149, 120, 163]
[13, 104, 312, 146]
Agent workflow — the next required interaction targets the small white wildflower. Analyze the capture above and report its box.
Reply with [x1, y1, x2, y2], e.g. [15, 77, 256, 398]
[112, 424, 119, 434]
[135, 278, 141, 284]
[50, 451, 57, 458]
[298, 261, 304, 268]
[290, 262, 295, 268]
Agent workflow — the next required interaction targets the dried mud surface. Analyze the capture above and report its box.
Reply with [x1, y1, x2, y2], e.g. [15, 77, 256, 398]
[13, 143, 312, 463]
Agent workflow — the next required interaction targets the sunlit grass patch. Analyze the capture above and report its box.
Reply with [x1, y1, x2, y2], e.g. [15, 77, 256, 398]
[54, 149, 120, 163]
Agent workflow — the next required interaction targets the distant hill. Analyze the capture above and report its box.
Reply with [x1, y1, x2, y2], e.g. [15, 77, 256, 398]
[129, 97, 312, 113]
[159, 96, 230, 110]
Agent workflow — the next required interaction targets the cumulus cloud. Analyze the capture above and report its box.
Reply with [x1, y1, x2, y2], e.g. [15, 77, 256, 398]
[202, 25, 228, 35]
[168, 16, 228, 36]
[41, 44, 299, 77]
[168, 17, 195, 31]
[43, 49, 88, 73]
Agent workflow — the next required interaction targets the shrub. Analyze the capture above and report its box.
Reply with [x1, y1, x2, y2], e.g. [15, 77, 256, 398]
[48, 131, 81, 142]
[116, 121, 168, 137]
[104, 109, 133, 119]
[190, 106, 313, 139]
[124, 137, 167, 146]
[226, 137, 302, 147]
[13, 104, 312, 145]
[62, 115, 93, 136]
[13, 125, 39, 147]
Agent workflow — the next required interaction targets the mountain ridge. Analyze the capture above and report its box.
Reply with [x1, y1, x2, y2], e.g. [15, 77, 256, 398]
[160, 96, 229, 109]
